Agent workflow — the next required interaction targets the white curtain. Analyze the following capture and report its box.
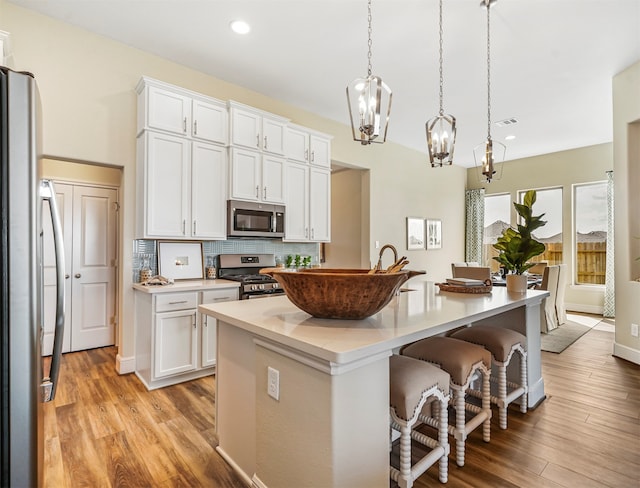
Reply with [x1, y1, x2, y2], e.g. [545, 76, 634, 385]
[604, 170, 615, 318]
[465, 188, 485, 264]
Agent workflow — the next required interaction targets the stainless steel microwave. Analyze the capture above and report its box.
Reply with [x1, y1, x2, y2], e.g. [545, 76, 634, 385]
[227, 200, 285, 238]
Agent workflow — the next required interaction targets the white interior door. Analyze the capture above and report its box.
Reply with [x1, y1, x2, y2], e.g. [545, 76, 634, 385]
[71, 186, 118, 351]
[42, 183, 72, 355]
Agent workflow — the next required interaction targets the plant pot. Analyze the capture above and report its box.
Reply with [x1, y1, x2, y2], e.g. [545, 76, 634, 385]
[506, 274, 528, 293]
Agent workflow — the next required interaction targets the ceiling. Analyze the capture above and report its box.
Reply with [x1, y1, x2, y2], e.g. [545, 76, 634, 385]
[9, 0, 640, 167]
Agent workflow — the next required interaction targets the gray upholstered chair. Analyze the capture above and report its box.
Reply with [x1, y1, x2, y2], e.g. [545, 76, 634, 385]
[555, 264, 568, 325]
[450, 325, 528, 429]
[389, 355, 450, 486]
[539, 265, 560, 332]
[401, 337, 492, 467]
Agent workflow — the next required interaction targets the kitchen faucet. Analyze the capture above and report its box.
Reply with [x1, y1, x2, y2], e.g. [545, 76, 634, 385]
[374, 244, 398, 272]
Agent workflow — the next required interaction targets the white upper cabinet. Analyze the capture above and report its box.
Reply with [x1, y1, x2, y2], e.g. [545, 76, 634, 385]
[284, 161, 330, 242]
[137, 131, 227, 239]
[229, 101, 288, 155]
[286, 123, 332, 167]
[137, 77, 228, 145]
[230, 148, 286, 204]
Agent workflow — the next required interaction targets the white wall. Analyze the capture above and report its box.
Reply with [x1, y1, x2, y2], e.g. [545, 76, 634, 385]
[466, 143, 613, 313]
[2, 2, 467, 371]
[613, 60, 640, 365]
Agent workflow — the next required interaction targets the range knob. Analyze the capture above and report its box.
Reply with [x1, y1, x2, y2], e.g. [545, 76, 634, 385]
[273, 283, 280, 289]
[259, 284, 265, 290]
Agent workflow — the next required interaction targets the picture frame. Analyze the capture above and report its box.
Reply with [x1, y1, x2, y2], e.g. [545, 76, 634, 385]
[158, 241, 204, 280]
[406, 217, 426, 250]
[426, 219, 442, 250]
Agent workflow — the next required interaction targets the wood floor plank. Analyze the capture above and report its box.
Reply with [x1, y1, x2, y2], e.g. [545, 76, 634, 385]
[97, 430, 156, 488]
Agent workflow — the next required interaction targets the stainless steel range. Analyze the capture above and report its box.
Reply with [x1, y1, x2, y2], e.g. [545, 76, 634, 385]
[217, 254, 285, 300]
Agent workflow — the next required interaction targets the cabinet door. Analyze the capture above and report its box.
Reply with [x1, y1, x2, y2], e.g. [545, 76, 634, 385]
[230, 148, 261, 201]
[154, 309, 197, 378]
[200, 288, 238, 368]
[231, 107, 261, 149]
[310, 135, 331, 168]
[262, 117, 286, 155]
[147, 86, 191, 136]
[285, 162, 310, 241]
[309, 167, 331, 242]
[192, 99, 228, 144]
[145, 132, 191, 237]
[191, 142, 227, 238]
[262, 155, 286, 204]
[286, 126, 309, 163]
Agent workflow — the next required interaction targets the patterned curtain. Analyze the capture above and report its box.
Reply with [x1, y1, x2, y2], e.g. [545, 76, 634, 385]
[603, 171, 615, 317]
[465, 188, 485, 264]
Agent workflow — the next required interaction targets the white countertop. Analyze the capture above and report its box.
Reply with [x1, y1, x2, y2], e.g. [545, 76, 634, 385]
[199, 279, 549, 366]
[132, 279, 240, 294]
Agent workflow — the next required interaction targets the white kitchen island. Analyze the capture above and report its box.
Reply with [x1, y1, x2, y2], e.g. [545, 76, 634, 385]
[199, 280, 549, 488]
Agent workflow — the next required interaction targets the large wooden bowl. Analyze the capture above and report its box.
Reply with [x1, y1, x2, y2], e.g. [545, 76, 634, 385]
[260, 268, 425, 319]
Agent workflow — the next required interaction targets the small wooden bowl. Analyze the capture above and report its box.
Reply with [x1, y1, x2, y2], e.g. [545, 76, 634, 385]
[260, 268, 425, 319]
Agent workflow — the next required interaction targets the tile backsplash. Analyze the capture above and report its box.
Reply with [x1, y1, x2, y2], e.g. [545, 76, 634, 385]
[132, 239, 321, 282]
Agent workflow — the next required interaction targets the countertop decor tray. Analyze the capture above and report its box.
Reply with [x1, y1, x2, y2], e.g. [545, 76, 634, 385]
[436, 281, 492, 294]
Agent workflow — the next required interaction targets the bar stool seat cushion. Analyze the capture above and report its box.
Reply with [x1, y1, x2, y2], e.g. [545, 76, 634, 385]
[390, 355, 450, 421]
[402, 336, 491, 387]
[450, 325, 526, 362]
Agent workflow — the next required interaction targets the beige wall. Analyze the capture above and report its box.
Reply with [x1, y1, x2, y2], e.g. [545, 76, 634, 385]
[613, 60, 640, 365]
[2, 2, 467, 370]
[466, 143, 613, 313]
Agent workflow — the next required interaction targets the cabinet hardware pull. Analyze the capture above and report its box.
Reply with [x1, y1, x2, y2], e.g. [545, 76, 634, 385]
[311, 228, 314, 239]
[193, 120, 198, 135]
[305, 149, 309, 161]
[203, 317, 208, 327]
[193, 316, 197, 328]
[169, 300, 188, 305]
[311, 150, 315, 162]
[263, 186, 267, 199]
[264, 136, 268, 150]
[256, 185, 260, 198]
[193, 221, 196, 234]
[74, 273, 81, 279]
[183, 117, 187, 133]
[256, 134, 260, 148]
[305, 227, 308, 238]
[213, 297, 229, 301]
[65, 274, 70, 279]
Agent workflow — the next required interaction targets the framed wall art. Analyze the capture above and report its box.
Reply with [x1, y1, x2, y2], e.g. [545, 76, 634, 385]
[406, 217, 426, 250]
[426, 219, 442, 250]
[158, 241, 204, 280]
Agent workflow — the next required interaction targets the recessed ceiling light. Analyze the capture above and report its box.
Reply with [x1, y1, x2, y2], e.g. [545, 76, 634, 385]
[505, 135, 516, 141]
[230, 20, 251, 35]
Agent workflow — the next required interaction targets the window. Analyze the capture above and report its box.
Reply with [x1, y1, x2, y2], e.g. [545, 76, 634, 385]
[518, 187, 563, 265]
[574, 182, 607, 285]
[483, 193, 511, 271]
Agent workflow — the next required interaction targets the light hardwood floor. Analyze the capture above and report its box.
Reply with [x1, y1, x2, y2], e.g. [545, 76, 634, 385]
[44, 321, 639, 488]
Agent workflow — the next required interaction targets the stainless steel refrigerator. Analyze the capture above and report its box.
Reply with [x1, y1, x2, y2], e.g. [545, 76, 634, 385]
[1, 67, 65, 487]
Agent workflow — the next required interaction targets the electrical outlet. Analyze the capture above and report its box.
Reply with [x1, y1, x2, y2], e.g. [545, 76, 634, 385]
[631, 323, 639, 338]
[375, 240, 380, 249]
[267, 366, 280, 400]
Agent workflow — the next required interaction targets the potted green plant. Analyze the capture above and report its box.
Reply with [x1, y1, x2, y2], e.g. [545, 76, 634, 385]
[492, 190, 547, 292]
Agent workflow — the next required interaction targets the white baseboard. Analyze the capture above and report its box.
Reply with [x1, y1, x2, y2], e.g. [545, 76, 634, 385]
[216, 446, 253, 487]
[115, 354, 136, 374]
[565, 302, 603, 315]
[613, 342, 640, 366]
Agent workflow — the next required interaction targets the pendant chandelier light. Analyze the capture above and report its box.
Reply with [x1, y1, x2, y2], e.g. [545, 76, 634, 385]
[474, 0, 505, 183]
[346, 0, 392, 145]
[426, 0, 456, 167]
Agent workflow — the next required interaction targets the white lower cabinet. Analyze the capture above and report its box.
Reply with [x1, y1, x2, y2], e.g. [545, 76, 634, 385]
[200, 288, 238, 368]
[134, 286, 238, 390]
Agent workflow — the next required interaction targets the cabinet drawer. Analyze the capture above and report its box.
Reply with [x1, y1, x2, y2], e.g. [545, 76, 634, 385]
[202, 288, 238, 303]
[155, 292, 198, 312]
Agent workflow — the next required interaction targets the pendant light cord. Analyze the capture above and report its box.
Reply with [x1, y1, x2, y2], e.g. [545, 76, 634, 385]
[486, 1, 492, 140]
[367, 0, 373, 77]
[438, 0, 444, 115]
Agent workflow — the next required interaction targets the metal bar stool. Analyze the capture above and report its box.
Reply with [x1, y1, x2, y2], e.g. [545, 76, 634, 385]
[389, 355, 450, 487]
[450, 324, 527, 429]
[401, 336, 492, 467]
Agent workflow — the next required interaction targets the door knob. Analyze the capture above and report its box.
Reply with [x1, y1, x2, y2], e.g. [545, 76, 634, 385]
[74, 273, 81, 278]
